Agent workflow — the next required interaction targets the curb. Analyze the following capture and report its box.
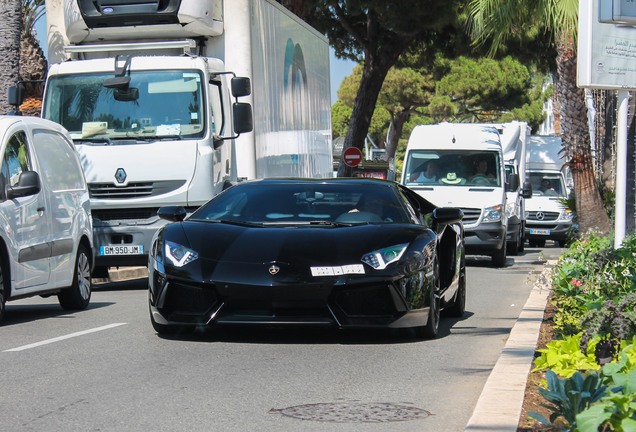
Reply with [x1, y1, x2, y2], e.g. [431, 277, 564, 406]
[464, 262, 553, 431]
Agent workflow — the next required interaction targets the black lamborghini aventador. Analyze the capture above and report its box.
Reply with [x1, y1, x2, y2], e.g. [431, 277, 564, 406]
[148, 178, 465, 339]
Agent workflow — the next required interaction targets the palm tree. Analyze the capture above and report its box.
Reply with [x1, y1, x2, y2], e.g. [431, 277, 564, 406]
[19, 0, 47, 116]
[468, 0, 612, 237]
[0, 0, 22, 114]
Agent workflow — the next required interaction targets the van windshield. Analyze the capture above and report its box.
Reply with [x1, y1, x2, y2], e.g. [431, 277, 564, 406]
[528, 172, 567, 197]
[404, 150, 501, 187]
[43, 70, 208, 140]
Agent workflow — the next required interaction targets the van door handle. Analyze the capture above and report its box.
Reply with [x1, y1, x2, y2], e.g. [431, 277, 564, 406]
[37, 206, 45, 212]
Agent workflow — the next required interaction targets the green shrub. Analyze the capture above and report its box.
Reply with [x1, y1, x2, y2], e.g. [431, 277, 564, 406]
[533, 333, 601, 377]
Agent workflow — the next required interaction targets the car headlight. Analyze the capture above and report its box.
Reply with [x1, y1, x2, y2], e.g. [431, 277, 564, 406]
[361, 243, 408, 270]
[165, 240, 199, 267]
[557, 208, 574, 222]
[482, 205, 503, 223]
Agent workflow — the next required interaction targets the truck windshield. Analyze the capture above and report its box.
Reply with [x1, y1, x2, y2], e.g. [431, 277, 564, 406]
[404, 150, 501, 187]
[43, 70, 206, 140]
[528, 172, 567, 197]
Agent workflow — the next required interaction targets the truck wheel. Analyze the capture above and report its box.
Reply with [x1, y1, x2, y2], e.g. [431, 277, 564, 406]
[492, 242, 507, 267]
[59, 245, 92, 310]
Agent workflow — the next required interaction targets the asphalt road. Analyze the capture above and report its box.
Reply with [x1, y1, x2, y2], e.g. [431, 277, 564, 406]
[0, 245, 564, 432]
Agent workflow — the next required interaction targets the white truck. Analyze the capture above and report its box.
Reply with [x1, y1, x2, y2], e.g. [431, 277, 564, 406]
[41, 0, 333, 276]
[498, 121, 532, 255]
[525, 135, 574, 247]
[401, 122, 515, 267]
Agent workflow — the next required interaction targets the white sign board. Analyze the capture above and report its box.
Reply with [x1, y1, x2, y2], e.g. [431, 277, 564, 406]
[578, 0, 636, 90]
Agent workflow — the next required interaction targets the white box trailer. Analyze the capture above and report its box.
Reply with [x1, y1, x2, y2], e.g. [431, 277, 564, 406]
[401, 122, 512, 267]
[42, 0, 332, 274]
[525, 135, 574, 247]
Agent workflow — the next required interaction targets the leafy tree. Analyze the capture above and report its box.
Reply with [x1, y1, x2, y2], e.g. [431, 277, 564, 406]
[468, 0, 612, 236]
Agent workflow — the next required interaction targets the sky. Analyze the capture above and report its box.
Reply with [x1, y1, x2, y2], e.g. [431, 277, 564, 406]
[34, 19, 356, 103]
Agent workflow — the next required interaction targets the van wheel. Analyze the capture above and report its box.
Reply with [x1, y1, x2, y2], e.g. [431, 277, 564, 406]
[59, 245, 92, 310]
[0, 262, 5, 324]
[492, 242, 507, 267]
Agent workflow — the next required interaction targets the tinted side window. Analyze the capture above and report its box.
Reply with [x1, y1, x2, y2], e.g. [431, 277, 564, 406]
[1, 131, 32, 190]
[32, 129, 85, 191]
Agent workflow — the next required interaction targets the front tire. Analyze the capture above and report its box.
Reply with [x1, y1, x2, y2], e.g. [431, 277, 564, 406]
[492, 241, 507, 267]
[445, 250, 466, 317]
[58, 244, 91, 310]
[0, 261, 5, 324]
[418, 257, 440, 339]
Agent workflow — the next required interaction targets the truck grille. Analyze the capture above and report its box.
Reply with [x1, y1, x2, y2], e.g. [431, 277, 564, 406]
[527, 211, 560, 222]
[92, 208, 160, 224]
[88, 180, 186, 199]
[460, 208, 481, 225]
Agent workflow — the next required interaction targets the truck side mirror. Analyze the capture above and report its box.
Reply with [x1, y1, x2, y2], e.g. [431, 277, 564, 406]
[231, 77, 251, 98]
[521, 182, 533, 199]
[8, 84, 25, 107]
[233, 102, 253, 134]
[507, 173, 519, 192]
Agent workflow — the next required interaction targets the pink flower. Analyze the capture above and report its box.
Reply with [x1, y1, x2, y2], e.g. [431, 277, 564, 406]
[571, 278, 583, 287]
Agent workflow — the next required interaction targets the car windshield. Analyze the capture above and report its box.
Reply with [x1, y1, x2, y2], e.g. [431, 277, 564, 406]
[190, 182, 413, 224]
[43, 70, 207, 140]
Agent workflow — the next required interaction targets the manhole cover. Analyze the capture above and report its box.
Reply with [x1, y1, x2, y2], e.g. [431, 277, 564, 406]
[270, 401, 432, 423]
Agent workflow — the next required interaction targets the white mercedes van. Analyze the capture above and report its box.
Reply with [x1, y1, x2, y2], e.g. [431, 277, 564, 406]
[0, 116, 93, 323]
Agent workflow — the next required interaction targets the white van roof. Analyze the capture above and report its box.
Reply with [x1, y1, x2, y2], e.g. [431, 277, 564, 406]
[407, 122, 502, 152]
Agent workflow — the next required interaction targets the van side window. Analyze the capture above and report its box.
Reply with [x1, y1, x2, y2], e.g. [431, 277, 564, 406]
[1, 131, 32, 190]
[32, 130, 85, 191]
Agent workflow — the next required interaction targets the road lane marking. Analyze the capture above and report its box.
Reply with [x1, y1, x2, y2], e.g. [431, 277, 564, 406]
[3, 323, 127, 352]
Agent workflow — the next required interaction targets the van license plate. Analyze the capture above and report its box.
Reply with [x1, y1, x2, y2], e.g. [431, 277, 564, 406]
[100, 245, 144, 256]
[529, 229, 551, 235]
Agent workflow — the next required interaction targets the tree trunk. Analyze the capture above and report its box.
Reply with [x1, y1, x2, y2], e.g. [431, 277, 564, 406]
[0, 0, 22, 114]
[385, 111, 408, 163]
[555, 38, 612, 236]
[336, 59, 392, 177]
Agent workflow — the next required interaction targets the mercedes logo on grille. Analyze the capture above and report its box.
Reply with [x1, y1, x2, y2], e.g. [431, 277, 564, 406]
[536, 212, 545, 221]
[269, 265, 280, 275]
[115, 168, 127, 184]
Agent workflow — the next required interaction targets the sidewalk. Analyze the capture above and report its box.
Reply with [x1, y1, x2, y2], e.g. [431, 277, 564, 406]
[464, 263, 553, 431]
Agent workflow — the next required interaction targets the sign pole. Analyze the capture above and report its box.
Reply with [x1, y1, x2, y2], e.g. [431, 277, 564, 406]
[615, 89, 628, 248]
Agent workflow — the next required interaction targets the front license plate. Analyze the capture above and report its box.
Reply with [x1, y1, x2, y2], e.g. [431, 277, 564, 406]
[100, 245, 144, 256]
[529, 229, 551, 236]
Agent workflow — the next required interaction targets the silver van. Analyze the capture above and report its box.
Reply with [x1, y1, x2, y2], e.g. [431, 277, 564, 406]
[0, 116, 93, 323]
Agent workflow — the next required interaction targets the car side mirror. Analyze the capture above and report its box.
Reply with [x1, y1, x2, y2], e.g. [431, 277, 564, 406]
[6, 170, 41, 199]
[432, 207, 463, 225]
[157, 206, 187, 222]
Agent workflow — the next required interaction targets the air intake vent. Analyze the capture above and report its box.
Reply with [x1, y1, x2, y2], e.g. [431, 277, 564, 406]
[78, 0, 182, 28]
